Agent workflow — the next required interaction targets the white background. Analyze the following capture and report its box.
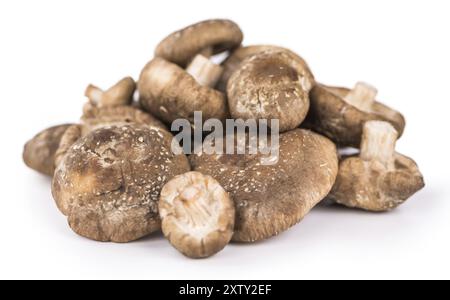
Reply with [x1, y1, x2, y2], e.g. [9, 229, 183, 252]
[1, 0, 449, 280]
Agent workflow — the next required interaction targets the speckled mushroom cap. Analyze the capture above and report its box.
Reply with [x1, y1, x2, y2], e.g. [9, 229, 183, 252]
[155, 19, 243, 67]
[305, 83, 406, 147]
[227, 51, 314, 132]
[190, 129, 338, 242]
[81, 104, 166, 133]
[23, 124, 74, 176]
[138, 57, 228, 124]
[218, 45, 315, 92]
[328, 121, 424, 211]
[52, 123, 190, 242]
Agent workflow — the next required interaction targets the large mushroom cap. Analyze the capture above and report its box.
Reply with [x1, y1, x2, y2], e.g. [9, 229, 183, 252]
[218, 45, 315, 92]
[328, 121, 424, 211]
[52, 123, 190, 242]
[305, 83, 406, 147]
[190, 129, 338, 242]
[138, 57, 228, 124]
[227, 51, 313, 132]
[159, 171, 235, 258]
[23, 124, 73, 176]
[155, 19, 243, 67]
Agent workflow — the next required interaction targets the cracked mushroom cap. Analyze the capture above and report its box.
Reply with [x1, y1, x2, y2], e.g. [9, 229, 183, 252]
[305, 82, 406, 147]
[218, 45, 315, 92]
[190, 129, 338, 242]
[138, 57, 228, 124]
[52, 123, 190, 242]
[23, 124, 74, 176]
[159, 171, 235, 258]
[328, 121, 424, 211]
[227, 51, 314, 132]
[155, 19, 243, 67]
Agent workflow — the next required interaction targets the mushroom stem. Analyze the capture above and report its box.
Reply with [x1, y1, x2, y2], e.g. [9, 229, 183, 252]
[360, 121, 398, 168]
[85, 77, 136, 107]
[186, 54, 223, 88]
[344, 82, 377, 112]
[85, 84, 103, 104]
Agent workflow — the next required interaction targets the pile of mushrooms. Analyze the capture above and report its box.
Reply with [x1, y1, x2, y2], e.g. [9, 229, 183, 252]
[23, 19, 424, 258]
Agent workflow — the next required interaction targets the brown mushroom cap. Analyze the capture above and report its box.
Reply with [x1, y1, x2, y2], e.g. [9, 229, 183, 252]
[138, 57, 228, 124]
[52, 124, 190, 242]
[190, 129, 338, 242]
[23, 124, 74, 176]
[159, 171, 235, 258]
[227, 51, 314, 132]
[54, 105, 167, 169]
[155, 19, 243, 67]
[305, 83, 406, 147]
[218, 45, 315, 92]
[81, 104, 166, 132]
[328, 121, 424, 211]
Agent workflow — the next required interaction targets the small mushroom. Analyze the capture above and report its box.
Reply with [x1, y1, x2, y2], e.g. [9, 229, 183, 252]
[52, 124, 191, 242]
[328, 121, 424, 211]
[23, 124, 74, 176]
[190, 129, 338, 242]
[138, 57, 228, 124]
[217, 45, 315, 92]
[305, 82, 405, 147]
[159, 171, 235, 258]
[227, 51, 314, 132]
[155, 19, 243, 68]
[85, 76, 136, 108]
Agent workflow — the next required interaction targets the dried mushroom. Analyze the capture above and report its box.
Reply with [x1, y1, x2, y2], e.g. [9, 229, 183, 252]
[23, 124, 74, 176]
[218, 45, 314, 92]
[85, 77, 136, 108]
[190, 129, 338, 242]
[227, 50, 314, 132]
[159, 172, 235, 258]
[155, 19, 243, 68]
[328, 121, 424, 211]
[305, 82, 405, 147]
[52, 124, 190, 242]
[138, 57, 228, 124]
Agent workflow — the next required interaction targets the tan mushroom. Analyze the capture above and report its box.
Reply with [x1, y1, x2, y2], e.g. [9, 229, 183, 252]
[328, 121, 424, 211]
[305, 82, 405, 147]
[159, 172, 235, 258]
[218, 45, 315, 92]
[85, 76, 136, 108]
[138, 57, 228, 125]
[23, 124, 74, 176]
[52, 123, 191, 242]
[155, 19, 243, 68]
[190, 129, 338, 242]
[227, 51, 314, 132]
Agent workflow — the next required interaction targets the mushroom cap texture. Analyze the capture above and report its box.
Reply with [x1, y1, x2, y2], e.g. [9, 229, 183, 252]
[227, 51, 314, 132]
[328, 154, 424, 211]
[190, 129, 338, 242]
[218, 45, 315, 92]
[305, 84, 406, 147]
[138, 57, 228, 124]
[52, 124, 190, 242]
[159, 171, 235, 258]
[81, 104, 167, 132]
[155, 19, 243, 67]
[23, 124, 73, 176]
